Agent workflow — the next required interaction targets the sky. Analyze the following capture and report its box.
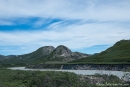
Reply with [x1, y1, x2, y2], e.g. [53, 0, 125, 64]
[0, 0, 130, 55]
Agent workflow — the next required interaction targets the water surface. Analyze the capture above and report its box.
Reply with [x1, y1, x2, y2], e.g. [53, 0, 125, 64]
[9, 67, 130, 80]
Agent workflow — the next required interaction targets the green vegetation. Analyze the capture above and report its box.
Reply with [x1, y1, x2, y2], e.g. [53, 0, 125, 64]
[125, 67, 130, 72]
[0, 69, 129, 87]
[0, 46, 53, 65]
[85, 74, 123, 84]
[0, 69, 89, 87]
[70, 40, 130, 64]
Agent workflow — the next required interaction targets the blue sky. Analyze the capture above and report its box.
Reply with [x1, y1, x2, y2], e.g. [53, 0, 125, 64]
[0, 0, 130, 55]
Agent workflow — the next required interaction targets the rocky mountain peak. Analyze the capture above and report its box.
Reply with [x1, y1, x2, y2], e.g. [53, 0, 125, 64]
[40, 46, 55, 55]
[48, 45, 89, 62]
[0, 45, 89, 63]
[51, 45, 72, 58]
[56, 45, 72, 54]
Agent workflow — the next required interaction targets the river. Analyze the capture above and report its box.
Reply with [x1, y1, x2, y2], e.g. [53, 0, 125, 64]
[8, 67, 130, 81]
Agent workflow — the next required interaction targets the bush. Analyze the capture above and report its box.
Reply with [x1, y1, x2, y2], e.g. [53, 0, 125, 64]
[0, 69, 88, 87]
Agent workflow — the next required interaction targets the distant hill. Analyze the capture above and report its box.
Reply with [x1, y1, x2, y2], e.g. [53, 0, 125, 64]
[70, 40, 130, 64]
[47, 45, 88, 62]
[0, 46, 55, 64]
[0, 45, 89, 65]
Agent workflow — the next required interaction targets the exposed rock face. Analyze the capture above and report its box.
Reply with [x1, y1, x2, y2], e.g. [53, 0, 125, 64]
[50, 45, 72, 59]
[72, 52, 89, 59]
[48, 45, 88, 61]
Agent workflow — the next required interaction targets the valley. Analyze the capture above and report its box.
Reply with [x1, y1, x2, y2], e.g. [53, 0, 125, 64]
[0, 39, 130, 87]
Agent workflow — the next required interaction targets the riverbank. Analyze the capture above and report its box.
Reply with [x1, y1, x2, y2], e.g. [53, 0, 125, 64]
[26, 64, 130, 71]
[9, 67, 130, 80]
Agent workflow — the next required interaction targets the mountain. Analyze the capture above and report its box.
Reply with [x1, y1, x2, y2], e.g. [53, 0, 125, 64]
[70, 39, 130, 64]
[0, 45, 89, 65]
[0, 46, 55, 64]
[47, 45, 88, 62]
[0, 55, 8, 61]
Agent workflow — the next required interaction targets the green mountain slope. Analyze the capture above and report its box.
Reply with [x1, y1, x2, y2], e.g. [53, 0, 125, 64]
[0, 45, 89, 65]
[70, 40, 130, 64]
[0, 46, 55, 64]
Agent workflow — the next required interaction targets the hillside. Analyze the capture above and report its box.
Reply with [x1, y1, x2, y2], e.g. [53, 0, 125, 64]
[0, 46, 55, 64]
[0, 45, 89, 65]
[70, 40, 130, 64]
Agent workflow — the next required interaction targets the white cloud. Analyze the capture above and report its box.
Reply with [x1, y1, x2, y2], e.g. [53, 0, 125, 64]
[0, 22, 129, 50]
[0, 0, 130, 55]
[0, 0, 130, 21]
